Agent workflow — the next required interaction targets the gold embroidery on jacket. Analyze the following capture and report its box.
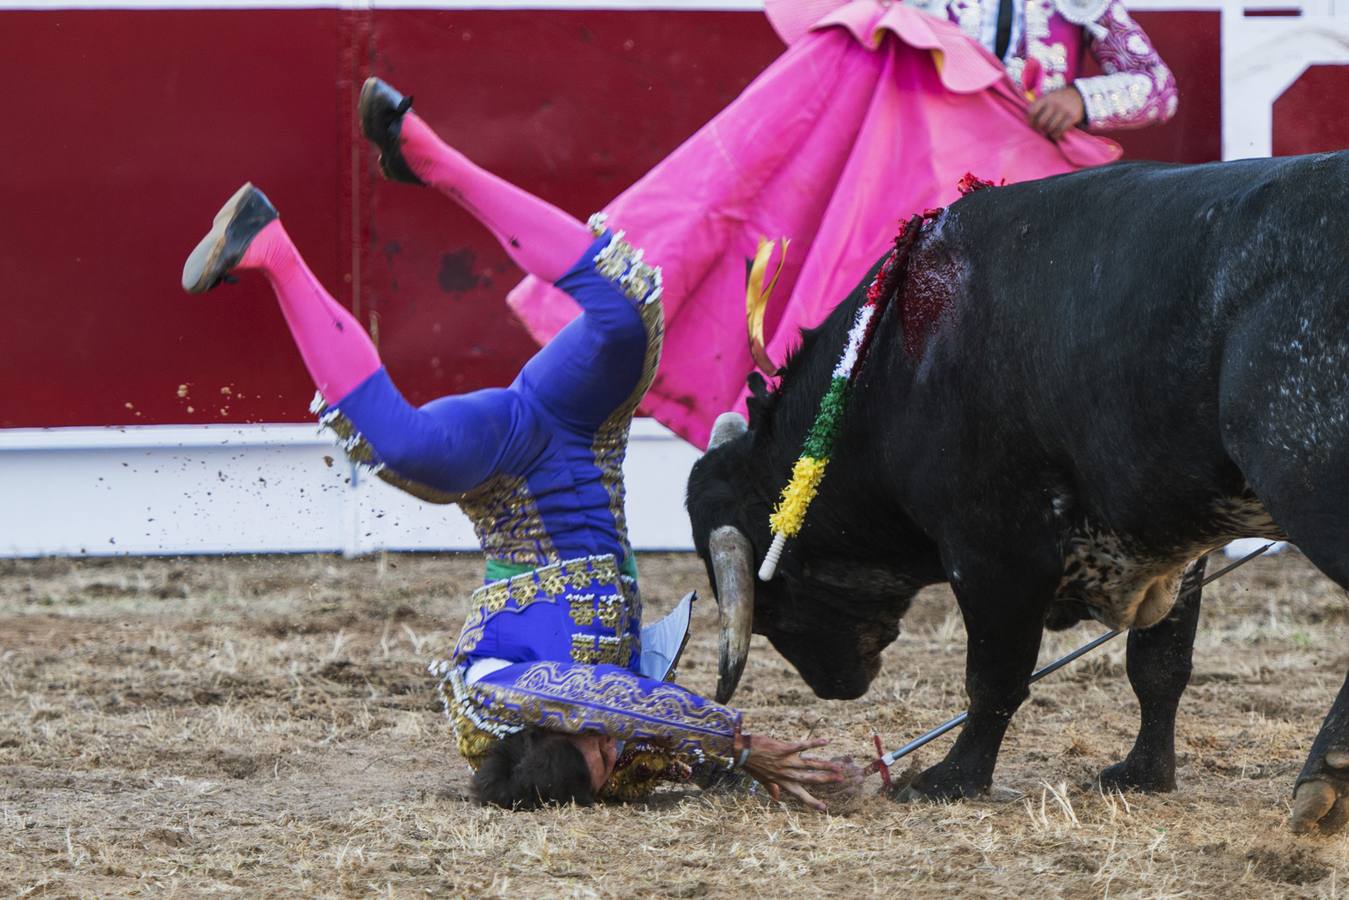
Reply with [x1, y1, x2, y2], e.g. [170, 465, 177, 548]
[470, 661, 738, 758]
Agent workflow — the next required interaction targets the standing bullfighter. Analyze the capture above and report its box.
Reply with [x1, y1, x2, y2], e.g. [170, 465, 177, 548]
[181, 78, 849, 810]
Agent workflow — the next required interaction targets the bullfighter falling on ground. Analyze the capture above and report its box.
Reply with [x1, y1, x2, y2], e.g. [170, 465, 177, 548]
[180, 78, 852, 811]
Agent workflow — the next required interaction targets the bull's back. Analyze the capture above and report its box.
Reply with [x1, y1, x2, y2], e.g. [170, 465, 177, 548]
[910, 151, 1349, 531]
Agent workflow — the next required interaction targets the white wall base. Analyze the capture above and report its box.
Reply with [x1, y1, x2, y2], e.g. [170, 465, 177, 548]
[0, 420, 702, 557]
[0, 423, 1290, 560]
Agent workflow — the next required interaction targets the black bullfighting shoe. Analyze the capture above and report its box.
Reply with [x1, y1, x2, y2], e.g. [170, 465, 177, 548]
[180, 182, 277, 294]
[358, 76, 424, 186]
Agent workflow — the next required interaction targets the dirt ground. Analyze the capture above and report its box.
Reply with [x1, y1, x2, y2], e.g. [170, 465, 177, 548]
[2, 550, 1348, 897]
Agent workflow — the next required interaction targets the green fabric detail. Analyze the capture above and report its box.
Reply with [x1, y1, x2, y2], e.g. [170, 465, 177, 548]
[483, 553, 639, 585]
[802, 377, 850, 459]
[484, 559, 536, 583]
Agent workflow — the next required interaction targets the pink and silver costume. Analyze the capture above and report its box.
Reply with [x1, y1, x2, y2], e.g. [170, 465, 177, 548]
[907, 0, 1179, 130]
[508, 0, 1175, 447]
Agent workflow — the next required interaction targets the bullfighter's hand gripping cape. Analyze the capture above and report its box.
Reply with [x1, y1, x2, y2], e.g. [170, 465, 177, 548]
[314, 218, 741, 799]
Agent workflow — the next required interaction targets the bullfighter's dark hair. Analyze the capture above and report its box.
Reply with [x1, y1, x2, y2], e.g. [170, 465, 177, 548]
[471, 726, 596, 810]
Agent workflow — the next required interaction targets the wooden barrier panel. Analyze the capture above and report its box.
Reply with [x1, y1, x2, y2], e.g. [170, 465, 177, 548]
[2, 5, 1225, 430]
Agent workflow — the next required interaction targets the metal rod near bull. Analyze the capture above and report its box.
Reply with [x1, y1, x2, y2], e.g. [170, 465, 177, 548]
[868, 542, 1275, 775]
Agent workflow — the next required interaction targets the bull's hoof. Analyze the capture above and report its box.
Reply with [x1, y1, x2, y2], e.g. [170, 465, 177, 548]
[1097, 757, 1177, 794]
[892, 783, 1021, 804]
[890, 764, 988, 803]
[891, 784, 934, 804]
[1292, 751, 1349, 834]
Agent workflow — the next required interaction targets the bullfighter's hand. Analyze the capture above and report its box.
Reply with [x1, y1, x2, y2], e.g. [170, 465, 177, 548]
[1028, 87, 1086, 141]
[737, 734, 858, 812]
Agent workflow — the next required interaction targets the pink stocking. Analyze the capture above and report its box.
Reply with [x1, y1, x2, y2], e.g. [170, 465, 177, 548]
[398, 112, 594, 283]
[237, 220, 381, 405]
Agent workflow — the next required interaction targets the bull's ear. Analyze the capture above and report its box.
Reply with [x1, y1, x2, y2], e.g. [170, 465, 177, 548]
[747, 372, 770, 401]
[746, 372, 772, 428]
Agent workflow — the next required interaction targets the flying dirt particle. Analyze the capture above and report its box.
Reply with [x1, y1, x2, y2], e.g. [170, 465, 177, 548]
[323, 456, 334, 468]
[186, 406, 194, 413]
[124, 402, 134, 409]
[177, 384, 189, 398]
[220, 386, 232, 396]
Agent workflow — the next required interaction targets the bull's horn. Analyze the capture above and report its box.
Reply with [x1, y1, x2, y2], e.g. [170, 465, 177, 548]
[707, 412, 748, 452]
[709, 525, 754, 703]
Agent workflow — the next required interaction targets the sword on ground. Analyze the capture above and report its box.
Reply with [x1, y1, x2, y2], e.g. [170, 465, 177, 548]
[866, 542, 1275, 778]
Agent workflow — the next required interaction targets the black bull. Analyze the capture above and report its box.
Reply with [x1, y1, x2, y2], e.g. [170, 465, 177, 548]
[686, 151, 1349, 834]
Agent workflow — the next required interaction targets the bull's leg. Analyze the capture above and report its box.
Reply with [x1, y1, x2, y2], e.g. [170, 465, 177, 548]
[899, 559, 1055, 801]
[1262, 506, 1349, 834]
[1292, 673, 1349, 834]
[1226, 461, 1349, 832]
[1099, 555, 1206, 793]
[1219, 277, 1349, 834]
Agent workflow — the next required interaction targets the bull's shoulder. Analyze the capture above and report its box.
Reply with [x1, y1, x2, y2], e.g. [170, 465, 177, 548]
[945, 151, 1349, 226]
[929, 151, 1349, 278]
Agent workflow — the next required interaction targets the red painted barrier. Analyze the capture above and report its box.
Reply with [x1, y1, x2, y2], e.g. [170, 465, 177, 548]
[1273, 65, 1349, 156]
[1, 8, 1222, 429]
[2, 10, 349, 428]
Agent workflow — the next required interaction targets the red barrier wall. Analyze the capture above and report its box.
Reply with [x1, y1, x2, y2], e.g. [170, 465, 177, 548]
[1, 8, 1222, 428]
[1273, 65, 1349, 156]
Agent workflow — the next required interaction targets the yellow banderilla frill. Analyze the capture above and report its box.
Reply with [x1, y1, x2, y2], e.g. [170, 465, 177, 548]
[768, 455, 829, 539]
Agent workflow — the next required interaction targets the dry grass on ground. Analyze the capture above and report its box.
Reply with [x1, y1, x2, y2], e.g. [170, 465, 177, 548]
[2, 551, 1349, 897]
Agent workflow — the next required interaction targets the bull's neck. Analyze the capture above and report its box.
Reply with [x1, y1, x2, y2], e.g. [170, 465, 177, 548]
[769, 286, 932, 567]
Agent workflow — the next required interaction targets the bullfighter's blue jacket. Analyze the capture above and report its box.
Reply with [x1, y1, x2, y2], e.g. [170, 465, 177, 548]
[312, 219, 740, 780]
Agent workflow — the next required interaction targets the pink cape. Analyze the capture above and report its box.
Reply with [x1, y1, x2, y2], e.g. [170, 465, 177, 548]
[508, 1, 1121, 447]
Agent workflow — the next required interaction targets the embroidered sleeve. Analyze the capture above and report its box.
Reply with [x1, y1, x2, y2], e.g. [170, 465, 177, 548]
[467, 660, 741, 758]
[1074, 0, 1178, 131]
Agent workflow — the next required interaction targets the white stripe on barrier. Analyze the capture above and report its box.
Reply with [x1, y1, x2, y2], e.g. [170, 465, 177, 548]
[0, 420, 701, 557]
